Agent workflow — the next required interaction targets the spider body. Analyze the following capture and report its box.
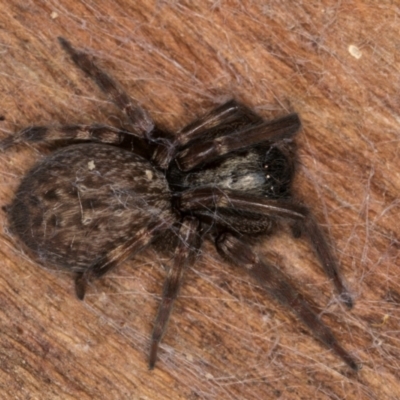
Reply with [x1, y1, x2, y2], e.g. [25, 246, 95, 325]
[9, 144, 173, 272]
[168, 145, 293, 235]
[1, 38, 358, 371]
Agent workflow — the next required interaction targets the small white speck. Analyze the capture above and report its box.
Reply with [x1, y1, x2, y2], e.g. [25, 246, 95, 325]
[205, 373, 214, 380]
[348, 45, 362, 59]
[75, 343, 91, 352]
[145, 170, 153, 180]
[98, 292, 108, 304]
[81, 216, 92, 225]
[50, 11, 58, 19]
[266, 174, 271, 179]
[88, 160, 96, 170]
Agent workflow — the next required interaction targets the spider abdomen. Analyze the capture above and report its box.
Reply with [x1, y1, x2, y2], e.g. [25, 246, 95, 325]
[8, 143, 172, 271]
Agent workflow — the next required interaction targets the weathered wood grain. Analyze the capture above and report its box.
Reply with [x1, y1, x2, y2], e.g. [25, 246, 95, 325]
[0, 1, 399, 399]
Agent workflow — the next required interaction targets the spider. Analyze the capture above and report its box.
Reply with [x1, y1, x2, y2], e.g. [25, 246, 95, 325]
[1, 37, 358, 371]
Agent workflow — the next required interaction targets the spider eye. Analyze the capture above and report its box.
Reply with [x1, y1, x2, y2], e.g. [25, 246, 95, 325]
[263, 147, 293, 198]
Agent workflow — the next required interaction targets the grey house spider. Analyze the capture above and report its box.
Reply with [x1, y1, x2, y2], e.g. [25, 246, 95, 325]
[1, 38, 358, 370]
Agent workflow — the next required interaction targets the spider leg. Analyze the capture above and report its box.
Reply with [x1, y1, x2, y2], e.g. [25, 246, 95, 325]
[176, 100, 262, 147]
[179, 187, 306, 219]
[149, 217, 200, 369]
[58, 37, 154, 137]
[216, 232, 359, 371]
[74, 219, 172, 300]
[179, 187, 352, 308]
[152, 100, 262, 169]
[175, 113, 301, 171]
[0, 124, 148, 151]
[290, 216, 353, 308]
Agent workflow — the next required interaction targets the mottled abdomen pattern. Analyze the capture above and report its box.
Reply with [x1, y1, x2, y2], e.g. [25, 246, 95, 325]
[9, 144, 172, 271]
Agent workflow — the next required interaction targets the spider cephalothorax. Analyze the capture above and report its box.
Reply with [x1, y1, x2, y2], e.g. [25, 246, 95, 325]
[1, 38, 358, 371]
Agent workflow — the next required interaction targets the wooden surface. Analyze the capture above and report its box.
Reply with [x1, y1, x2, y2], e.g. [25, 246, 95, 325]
[0, 1, 399, 399]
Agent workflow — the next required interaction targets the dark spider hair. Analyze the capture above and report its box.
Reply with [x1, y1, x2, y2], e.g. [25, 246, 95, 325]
[1, 37, 358, 371]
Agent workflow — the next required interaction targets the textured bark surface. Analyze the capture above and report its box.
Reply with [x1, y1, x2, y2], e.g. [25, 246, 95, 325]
[0, 1, 399, 399]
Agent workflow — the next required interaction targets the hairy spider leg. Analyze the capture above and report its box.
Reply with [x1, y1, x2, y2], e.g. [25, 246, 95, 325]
[291, 217, 353, 308]
[179, 187, 353, 307]
[149, 217, 200, 369]
[179, 187, 306, 219]
[74, 219, 173, 300]
[175, 113, 301, 171]
[152, 99, 263, 169]
[58, 37, 154, 137]
[0, 124, 148, 152]
[216, 232, 359, 371]
[176, 100, 262, 146]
